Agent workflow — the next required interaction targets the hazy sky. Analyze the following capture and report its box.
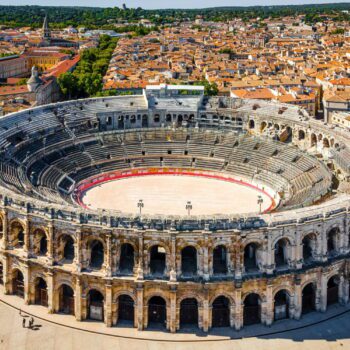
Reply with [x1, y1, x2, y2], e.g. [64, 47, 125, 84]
[0, 0, 348, 10]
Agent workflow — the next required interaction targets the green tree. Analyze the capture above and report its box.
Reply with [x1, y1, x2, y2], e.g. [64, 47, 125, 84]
[58, 72, 79, 99]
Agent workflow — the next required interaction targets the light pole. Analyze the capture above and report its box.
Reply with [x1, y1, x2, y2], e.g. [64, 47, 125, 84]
[186, 201, 192, 216]
[257, 195, 264, 214]
[137, 199, 144, 217]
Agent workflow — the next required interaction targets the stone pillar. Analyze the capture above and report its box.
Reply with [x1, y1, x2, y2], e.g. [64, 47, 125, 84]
[235, 244, 242, 279]
[104, 234, 112, 277]
[169, 283, 177, 333]
[264, 238, 274, 274]
[47, 223, 54, 265]
[293, 279, 302, 320]
[136, 282, 144, 330]
[202, 235, 209, 280]
[263, 282, 274, 326]
[138, 233, 144, 278]
[234, 283, 243, 330]
[1, 210, 8, 250]
[74, 228, 82, 272]
[2, 254, 10, 294]
[23, 217, 30, 255]
[202, 287, 209, 332]
[46, 271, 54, 313]
[170, 234, 176, 279]
[342, 278, 349, 304]
[23, 263, 30, 305]
[104, 280, 113, 327]
[295, 229, 303, 269]
[339, 274, 347, 304]
[74, 276, 82, 321]
[319, 272, 328, 312]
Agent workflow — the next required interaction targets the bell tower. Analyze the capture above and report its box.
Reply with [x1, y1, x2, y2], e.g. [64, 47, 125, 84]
[42, 14, 51, 42]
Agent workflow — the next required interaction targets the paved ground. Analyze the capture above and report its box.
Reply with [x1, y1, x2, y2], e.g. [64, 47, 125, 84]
[82, 174, 273, 215]
[1, 294, 350, 349]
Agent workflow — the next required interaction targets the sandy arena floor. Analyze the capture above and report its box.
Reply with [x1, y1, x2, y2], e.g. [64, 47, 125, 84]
[82, 174, 273, 215]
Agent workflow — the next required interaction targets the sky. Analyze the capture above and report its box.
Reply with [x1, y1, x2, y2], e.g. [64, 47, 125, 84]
[0, 0, 348, 10]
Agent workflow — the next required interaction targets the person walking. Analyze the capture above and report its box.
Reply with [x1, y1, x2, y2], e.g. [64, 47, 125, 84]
[22, 318, 26, 328]
[29, 317, 34, 329]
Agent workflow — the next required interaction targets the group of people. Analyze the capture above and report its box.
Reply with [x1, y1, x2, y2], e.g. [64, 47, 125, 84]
[19, 310, 35, 329]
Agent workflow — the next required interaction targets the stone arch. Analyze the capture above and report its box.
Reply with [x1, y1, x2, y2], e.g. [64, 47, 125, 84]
[311, 133, 317, 147]
[327, 274, 340, 306]
[58, 283, 75, 315]
[301, 282, 316, 315]
[298, 129, 306, 140]
[181, 245, 198, 276]
[9, 219, 25, 248]
[260, 121, 267, 132]
[273, 289, 291, 320]
[179, 297, 199, 329]
[87, 289, 104, 321]
[117, 294, 135, 325]
[147, 295, 167, 328]
[248, 119, 255, 129]
[32, 227, 48, 256]
[243, 293, 261, 326]
[274, 237, 292, 268]
[302, 232, 317, 263]
[34, 276, 48, 306]
[212, 244, 228, 275]
[84, 237, 105, 270]
[243, 241, 263, 272]
[323, 137, 330, 148]
[327, 227, 341, 255]
[119, 242, 135, 274]
[149, 244, 167, 276]
[11, 268, 24, 298]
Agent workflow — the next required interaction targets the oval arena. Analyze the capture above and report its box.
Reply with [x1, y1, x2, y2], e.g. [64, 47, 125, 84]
[0, 84, 349, 335]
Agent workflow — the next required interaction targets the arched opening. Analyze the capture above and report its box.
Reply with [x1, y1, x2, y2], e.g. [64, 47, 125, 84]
[302, 283, 316, 314]
[212, 296, 230, 328]
[90, 240, 104, 269]
[302, 234, 316, 263]
[35, 278, 48, 306]
[148, 296, 166, 328]
[12, 269, 24, 298]
[119, 243, 134, 274]
[88, 289, 104, 321]
[327, 276, 339, 306]
[311, 133, 317, 147]
[118, 295, 134, 325]
[63, 236, 75, 262]
[244, 243, 260, 272]
[11, 222, 24, 248]
[149, 245, 166, 276]
[298, 130, 305, 140]
[327, 228, 339, 256]
[323, 138, 330, 148]
[260, 121, 267, 132]
[180, 298, 198, 328]
[248, 120, 255, 129]
[39, 236, 48, 256]
[59, 284, 74, 315]
[274, 238, 290, 268]
[243, 293, 261, 326]
[142, 114, 148, 127]
[181, 246, 197, 276]
[213, 245, 227, 275]
[274, 290, 290, 320]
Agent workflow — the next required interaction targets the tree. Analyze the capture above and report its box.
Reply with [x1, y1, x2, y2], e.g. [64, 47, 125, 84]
[58, 72, 78, 99]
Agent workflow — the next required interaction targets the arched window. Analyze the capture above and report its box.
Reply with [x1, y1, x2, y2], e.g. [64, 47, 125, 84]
[274, 238, 290, 268]
[212, 296, 230, 327]
[118, 295, 134, 325]
[90, 240, 104, 269]
[298, 130, 305, 140]
[327, 276, 339, 306]
[248, 120, 255, 129]
[302, 283, 316, 315]
[274, 290, 290, 320]
[244, 243, 260, 272]
[181, 246, 197, 276]
[327, 228, 339, 256]
[213, 245, 227, 274]
[63, 236, 75, 262]
[88, 289, 104, 321]
[149, 245, 166, 276]
[11, 222, 24, 248]
[59, 284, 74, 315]
[180, 298, 198, 328]
[12, 270, 24, 298]
[119, 243, 134, 274]
[148, 296, 166, 328]
[302, 234, 316, 264]
[35, 278, 48, 306]
[243, 293, 261, 326]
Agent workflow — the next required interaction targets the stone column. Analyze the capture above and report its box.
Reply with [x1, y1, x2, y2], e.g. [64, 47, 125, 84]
[1, 210, 8, 250]
[136, 282, 144, 330]
[74, 276, 82, 321]
[74, 228, 82, 272]
[264, 238, 274, 274]
[294, 229, 303, 269]
[202, 243, 209, 281]
[169, 283, 177, 333]
[46, 271, 54, 313]
[104, 280, 113, 327]
[47, 222, 54, 265]
[104, 234, 112, 277]
[339, 274, 347, 304]
[235, 244, 242, 279]
[23, 263, 30, 305]
[138, 233, 144, 278]
[263, 282, 274, 326]
[2, 254, 10, 294]
[23, 217, 30, 255]
[202, 287, 209, 332]
[170, 234, 177, 279]
[319, 271, 328, 312]
[234, 283, 243, 330]
[293, 278, 302, 320]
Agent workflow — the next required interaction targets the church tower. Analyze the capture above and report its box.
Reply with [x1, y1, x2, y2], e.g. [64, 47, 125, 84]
[42, 14, 51, 43]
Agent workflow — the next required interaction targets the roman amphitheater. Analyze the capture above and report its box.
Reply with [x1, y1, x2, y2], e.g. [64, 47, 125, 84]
[0, 84, 350, 339]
